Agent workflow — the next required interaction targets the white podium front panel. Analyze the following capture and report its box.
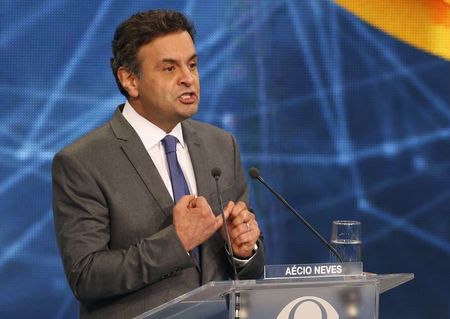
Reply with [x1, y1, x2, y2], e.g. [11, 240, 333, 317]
[134, 273, 414, 319]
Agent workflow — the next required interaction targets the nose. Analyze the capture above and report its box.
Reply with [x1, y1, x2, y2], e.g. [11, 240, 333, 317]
[178, 65, 195, 87]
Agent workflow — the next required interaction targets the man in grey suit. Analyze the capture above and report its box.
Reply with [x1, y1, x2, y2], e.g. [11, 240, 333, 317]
[52, 9, 265, 319]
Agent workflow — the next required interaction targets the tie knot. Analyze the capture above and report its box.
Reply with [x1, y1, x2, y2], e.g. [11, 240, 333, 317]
[162, 135, 179, 154]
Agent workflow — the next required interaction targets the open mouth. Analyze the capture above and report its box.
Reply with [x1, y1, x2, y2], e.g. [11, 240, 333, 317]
[178, 92, 197, 104]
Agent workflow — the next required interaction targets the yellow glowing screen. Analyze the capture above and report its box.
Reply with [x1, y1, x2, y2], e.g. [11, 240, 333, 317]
[333, 0, 450, 61]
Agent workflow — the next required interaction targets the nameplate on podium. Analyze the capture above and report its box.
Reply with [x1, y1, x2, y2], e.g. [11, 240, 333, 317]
[264, 262, 363, 279]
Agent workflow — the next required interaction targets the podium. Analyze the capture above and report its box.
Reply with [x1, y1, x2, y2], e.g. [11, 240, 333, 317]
[134, 271, 413, 319]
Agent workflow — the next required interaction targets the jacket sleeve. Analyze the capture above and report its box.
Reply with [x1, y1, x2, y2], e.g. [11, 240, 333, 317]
[52, 151, 194, 303]
[229, 134, 266, 279]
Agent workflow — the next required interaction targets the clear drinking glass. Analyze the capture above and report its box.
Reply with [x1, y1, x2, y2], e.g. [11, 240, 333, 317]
[330, 220, 362, 262]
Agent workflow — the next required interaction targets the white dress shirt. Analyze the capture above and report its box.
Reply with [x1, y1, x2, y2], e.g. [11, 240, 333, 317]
[121, 101, 197, 200]
[122, 101, 256, 264]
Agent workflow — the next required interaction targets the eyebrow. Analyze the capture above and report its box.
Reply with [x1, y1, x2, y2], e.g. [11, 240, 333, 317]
[160, 54, 197, 64]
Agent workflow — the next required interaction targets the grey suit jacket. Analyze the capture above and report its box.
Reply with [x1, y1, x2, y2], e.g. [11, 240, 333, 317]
[52, 106, 265, 319]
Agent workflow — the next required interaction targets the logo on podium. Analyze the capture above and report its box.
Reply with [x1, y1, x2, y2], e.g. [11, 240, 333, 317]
[276, 296, 339, 319]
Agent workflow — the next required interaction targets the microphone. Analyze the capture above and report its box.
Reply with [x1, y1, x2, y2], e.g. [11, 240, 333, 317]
[211, 167, 239, 279]
[249, 167, 343, 262]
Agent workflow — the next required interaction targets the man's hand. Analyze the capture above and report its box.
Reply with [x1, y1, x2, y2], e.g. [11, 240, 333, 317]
[173, 195, 228, 252]
[223, 201, 260, 258]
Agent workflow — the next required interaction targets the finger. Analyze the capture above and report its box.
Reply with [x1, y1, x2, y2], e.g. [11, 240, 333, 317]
[230, 220, 260, 243]
[233, 229, 260, 246]
[226, 220, 236, 233]
[193, 196, 209, 208]
[177, 194, 196, 205]
[174, 195, 196, 211]
[230, 201, 247, 218]
[229, 217, 258, 239]
[194, 196, 216, 218]
[187, 207, 203, 216]
[222, 201, 234, 219]
[229, 223, 248, 240]
[187, 196, 196, 208]
[233, 225, 259, 243]
[232, 210, 255, 227]
[224, 201, 234, 212]
[213, 213, 225, 231]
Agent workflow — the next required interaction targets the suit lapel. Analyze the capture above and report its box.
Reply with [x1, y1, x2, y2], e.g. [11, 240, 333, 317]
[182, 120, 212, 200]
[183, 120, 226, 279]
[111, 110, 218, 275]
[110, 106, 174, 215]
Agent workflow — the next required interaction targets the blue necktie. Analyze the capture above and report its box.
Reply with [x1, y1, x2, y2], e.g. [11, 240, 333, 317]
[162, 135, 201, 267]
[161, 135, 190, 203]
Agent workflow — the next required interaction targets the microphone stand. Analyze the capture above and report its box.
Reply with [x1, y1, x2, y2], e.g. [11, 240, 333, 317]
[249, 167, 343, 263]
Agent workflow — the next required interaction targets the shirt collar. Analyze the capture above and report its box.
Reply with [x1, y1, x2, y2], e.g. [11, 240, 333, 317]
[121, 101, 185, 150]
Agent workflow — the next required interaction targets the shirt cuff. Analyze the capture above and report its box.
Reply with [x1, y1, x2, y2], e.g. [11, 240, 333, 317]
[227, 243, 259, 267]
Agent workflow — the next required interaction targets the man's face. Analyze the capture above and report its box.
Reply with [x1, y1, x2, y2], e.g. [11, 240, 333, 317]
[127, 31, 200, 132]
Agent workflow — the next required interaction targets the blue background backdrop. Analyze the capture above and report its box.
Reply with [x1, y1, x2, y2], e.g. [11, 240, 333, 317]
[1, 1, 449, 318]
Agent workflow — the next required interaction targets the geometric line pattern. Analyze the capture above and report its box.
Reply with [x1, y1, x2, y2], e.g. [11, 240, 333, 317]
[0, 1, 449, 318]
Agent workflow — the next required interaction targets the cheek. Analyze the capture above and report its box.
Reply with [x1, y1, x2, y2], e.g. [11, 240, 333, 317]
[146, 83, 169, 101]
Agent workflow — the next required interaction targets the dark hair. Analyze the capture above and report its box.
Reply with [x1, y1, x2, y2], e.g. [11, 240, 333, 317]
[111, 10, 196, 97]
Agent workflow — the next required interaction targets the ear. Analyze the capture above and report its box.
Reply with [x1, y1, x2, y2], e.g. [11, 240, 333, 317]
[117, 67, 139, 98]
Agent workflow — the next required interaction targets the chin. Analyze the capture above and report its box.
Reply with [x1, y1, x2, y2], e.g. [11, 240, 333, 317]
[181, 104, 199, 117]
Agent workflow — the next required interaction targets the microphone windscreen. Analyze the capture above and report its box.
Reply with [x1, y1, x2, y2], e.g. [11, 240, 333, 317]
[249, 167, 260, 179]
[211, 167, 222, 178]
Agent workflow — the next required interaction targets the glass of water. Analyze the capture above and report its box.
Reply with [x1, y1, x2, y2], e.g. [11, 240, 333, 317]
[330, 220, 362, 262]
